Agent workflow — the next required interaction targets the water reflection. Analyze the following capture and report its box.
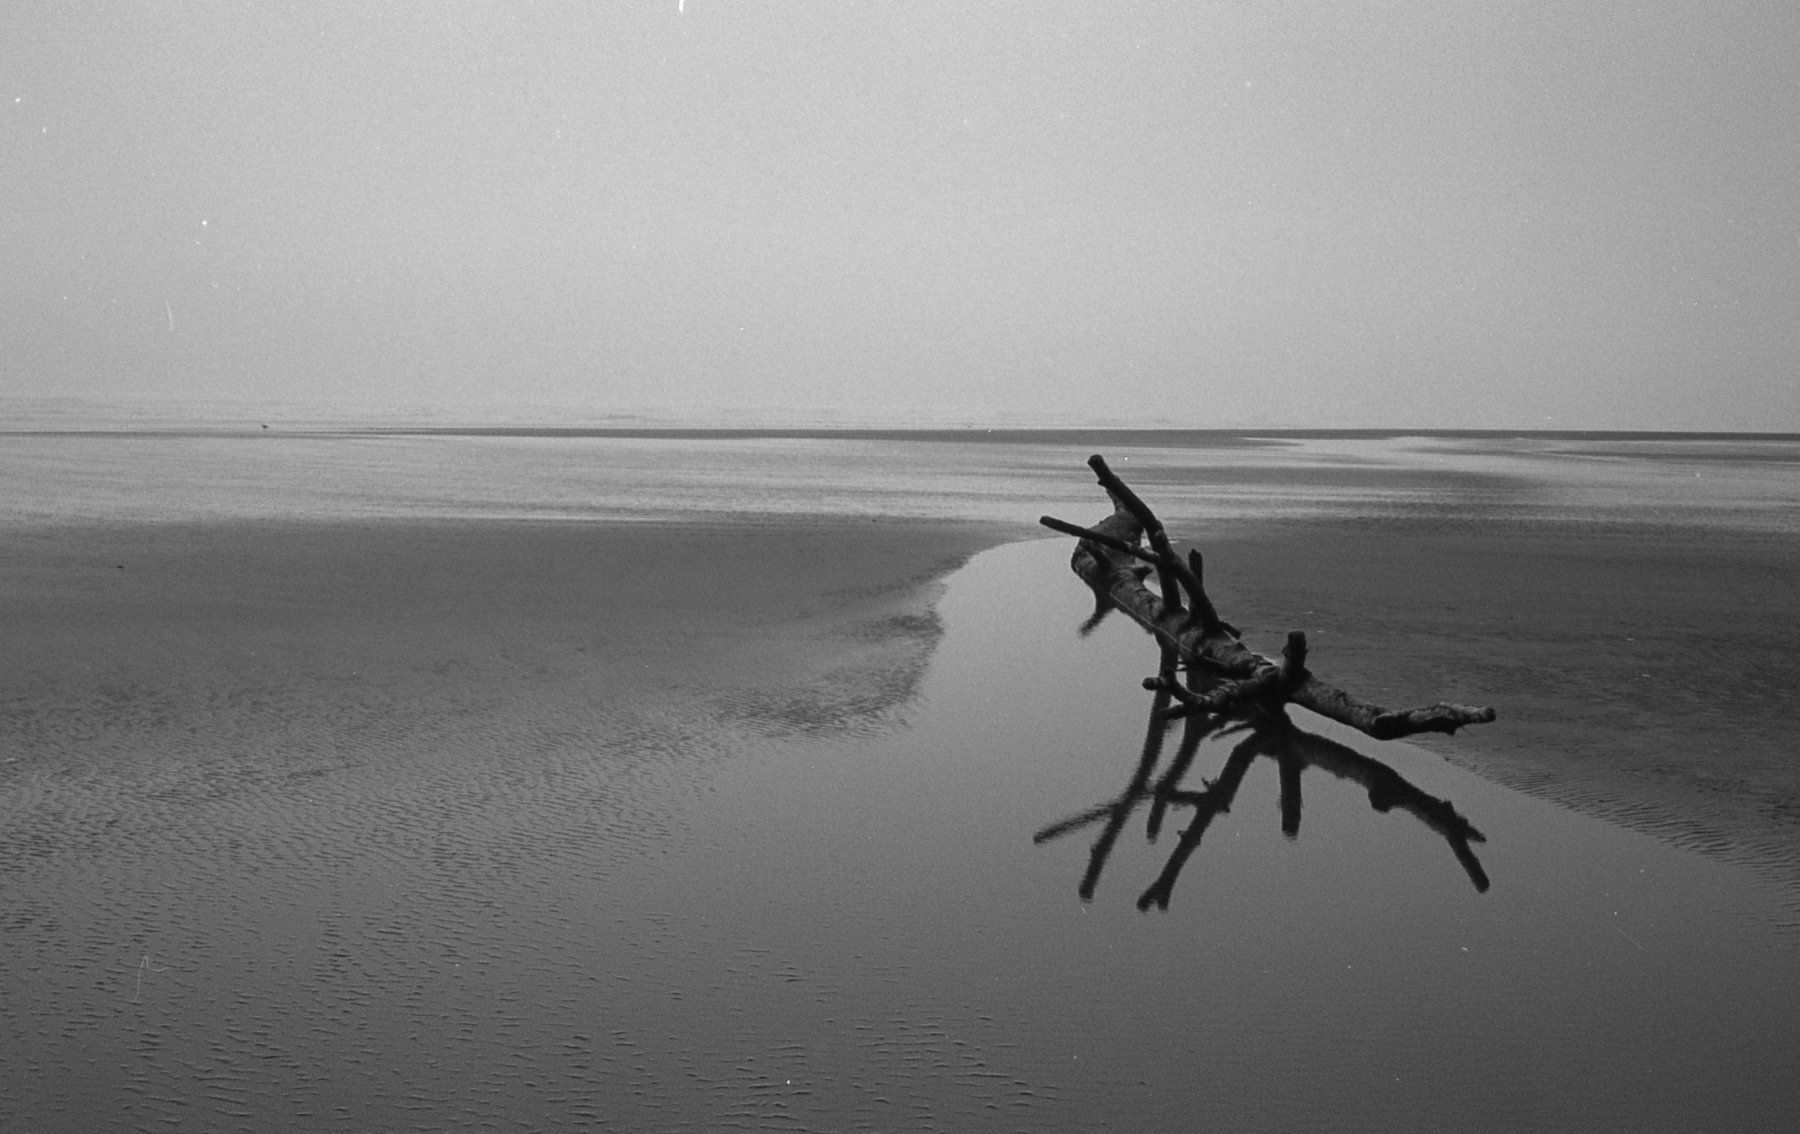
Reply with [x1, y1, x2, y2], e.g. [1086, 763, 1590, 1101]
[1034, 660, 1490, 910]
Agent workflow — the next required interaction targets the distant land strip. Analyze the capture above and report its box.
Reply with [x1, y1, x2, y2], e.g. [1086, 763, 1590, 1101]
[351, 427, 1800, 443]
[8, 427, 1800, 444]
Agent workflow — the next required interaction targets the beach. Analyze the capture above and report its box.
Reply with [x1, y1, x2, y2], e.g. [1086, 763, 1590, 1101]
[2, 426, 1796, 1130]
[0, 514, 1009, 921]
[0, 516, 1002, 754]
[1197, 519, 1800, 895]
[0, 514, 1010, 1131]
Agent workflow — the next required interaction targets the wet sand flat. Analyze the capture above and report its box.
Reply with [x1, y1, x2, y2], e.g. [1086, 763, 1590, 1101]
[3, 428, 1797, 1130]
[1186, 518, 1800, 898]
[0, 516, 1006, 1131]
[0, 517, 1006, 768]
[1, 517, 1796, 1131]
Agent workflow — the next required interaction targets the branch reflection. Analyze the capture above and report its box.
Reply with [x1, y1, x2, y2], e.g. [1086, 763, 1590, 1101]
[1034, 695, 1490, 910]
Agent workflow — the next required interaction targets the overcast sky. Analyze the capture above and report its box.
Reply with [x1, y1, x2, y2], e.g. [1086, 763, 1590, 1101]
[4, 2, 1796, 428]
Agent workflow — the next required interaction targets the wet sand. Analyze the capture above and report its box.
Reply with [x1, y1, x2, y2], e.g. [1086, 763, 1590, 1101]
[1185, 518, 1800, 904]
[0, 516, 1007, 756]
[2, 510, 1796, 1130]
[0, 516, 1008, 1130]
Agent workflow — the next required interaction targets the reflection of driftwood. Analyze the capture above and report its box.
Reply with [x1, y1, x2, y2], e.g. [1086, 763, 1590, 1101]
[1035, 455, 1493, 907]
[1033, 700, 1490, 909]
[1042, 455, 1496, 739]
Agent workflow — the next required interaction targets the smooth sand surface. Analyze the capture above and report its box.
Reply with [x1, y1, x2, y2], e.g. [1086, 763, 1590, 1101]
[1176, 519, 1800, 902]
[0, 517, 1006, 758]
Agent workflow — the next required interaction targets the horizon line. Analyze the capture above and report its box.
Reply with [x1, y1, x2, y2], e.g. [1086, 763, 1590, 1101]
[9, 426, 1800, 443]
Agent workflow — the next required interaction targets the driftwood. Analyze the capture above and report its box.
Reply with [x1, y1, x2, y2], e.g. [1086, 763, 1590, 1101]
[1033, 455, 1494, 906]
[1041, 454, 1497, 739]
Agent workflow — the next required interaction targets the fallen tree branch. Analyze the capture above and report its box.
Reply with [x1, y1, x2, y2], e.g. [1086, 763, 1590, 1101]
[1041, 455, 1497, 741]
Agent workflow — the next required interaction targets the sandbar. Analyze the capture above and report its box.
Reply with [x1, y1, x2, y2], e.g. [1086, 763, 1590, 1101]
[0, 516, 1013, 771]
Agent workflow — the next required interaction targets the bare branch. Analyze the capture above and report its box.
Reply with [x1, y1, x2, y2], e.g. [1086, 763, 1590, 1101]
[1290, 679, 1498, 739]
[1042, 455, 1497, 742]
[1039, 515, 1157, 565]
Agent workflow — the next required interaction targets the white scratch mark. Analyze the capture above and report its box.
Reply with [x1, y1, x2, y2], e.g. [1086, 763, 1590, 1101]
[165, 299, 174, 332]
[131, 954, 168, 1002]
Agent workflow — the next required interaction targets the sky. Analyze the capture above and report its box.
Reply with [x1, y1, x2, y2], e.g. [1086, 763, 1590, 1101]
[3, 1, 1797, 429]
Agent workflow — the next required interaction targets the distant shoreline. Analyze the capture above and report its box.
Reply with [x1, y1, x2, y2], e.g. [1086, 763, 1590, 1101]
[10, 426, 1800, 443]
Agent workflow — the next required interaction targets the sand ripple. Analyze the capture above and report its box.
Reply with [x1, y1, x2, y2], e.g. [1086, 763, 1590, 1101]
[0, 519, 1051, 1131]
[1, 669, 1062, 1131]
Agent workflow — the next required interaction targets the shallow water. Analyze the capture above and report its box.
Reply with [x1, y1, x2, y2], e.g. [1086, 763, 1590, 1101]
[2, 538, 1794, 1131]
[662, 539, 1798, 1131]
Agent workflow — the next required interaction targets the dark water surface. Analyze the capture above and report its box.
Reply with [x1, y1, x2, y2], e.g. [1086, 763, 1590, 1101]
[655, 539, 1798, 1131]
